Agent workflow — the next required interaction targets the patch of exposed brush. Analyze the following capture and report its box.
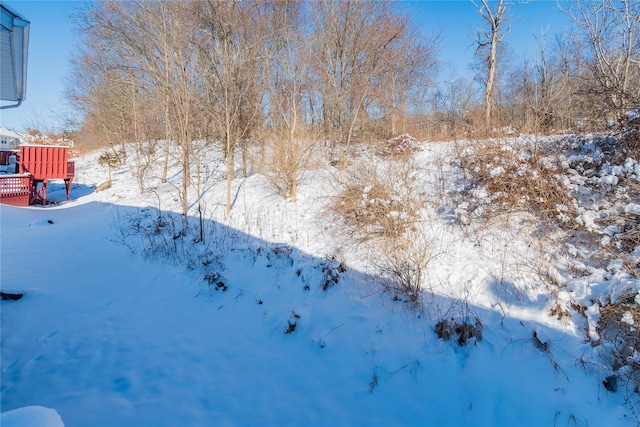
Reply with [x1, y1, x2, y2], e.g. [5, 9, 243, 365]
[558, 131, 640, 262]
[435, 316, 483, 346]
[330, 158, 424, 244]
[456, 132, 640, 307]
[596, 293, 640, 395]
[204, 271, 227, 292]
[374, 230, 440, 304]
[285, 312, 301, 334]
[266, 244, 294, 268]
[456, 137, 575, 225]
[321, 255, 346, 291]
[330, 156, 438, 306]
[377, 134, 421, 159]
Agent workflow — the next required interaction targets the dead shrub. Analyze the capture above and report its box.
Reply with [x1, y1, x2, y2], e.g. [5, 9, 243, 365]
[435, 317, 483, 346]
[256, 134, 318, 202]
[374, 230, 439, 303]
[321, 255, 346, 291]
[458, 138, 574, 224]
[598, 294, 640, 365]
[331, 156, 438, 305]
[377, 134, 421, 159]
[596, 293, 640, 399]
[331, 158, 424, 243]
[611, 128, 640, 166]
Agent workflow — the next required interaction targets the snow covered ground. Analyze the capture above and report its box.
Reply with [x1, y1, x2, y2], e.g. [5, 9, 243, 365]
[1, 137, 635, 426]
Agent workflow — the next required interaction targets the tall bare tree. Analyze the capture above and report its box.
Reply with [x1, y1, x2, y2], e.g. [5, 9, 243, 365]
[260, 1, 316, 202]
[378, 27, 439, 137]
[72, 0, 200, 216]
[192, 0, 267, 216]
[473, 0, 510, 128]
[69, 0, 442, 212]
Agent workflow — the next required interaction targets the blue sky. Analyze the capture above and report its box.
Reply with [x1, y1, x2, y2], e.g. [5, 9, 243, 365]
[0, 0, 574, 132]
[1, 0, 81, 132]
[413, 0, 573, 75]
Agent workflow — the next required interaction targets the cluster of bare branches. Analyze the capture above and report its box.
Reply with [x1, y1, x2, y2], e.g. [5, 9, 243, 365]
[563, 0, 640, 126]
[440, 0, 640, 137]
[330, 155, 440, 303]
[67, 0, 438, 215]
[457, 138, 575, 225]
[502, 0, 640, 134]
[66, 0, 640, 156]
[65, 0, 640, 213]
[331, 158, 424, 243]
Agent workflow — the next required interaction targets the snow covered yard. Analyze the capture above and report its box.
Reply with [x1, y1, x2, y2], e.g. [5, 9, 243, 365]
[1, 136, 636, 426]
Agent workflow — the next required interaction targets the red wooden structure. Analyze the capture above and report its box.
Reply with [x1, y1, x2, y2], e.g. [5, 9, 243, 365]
[0, 174, 31, 206]
[0, 145, 75, 206]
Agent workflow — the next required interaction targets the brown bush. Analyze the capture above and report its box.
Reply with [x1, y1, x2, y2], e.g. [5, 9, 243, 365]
[331, 158, 424, 243]
[376, 134, 421, 159]
[373, 230, 439, 303]
[458, 138, 575, 224]
[330, 156, 438, 305]
[255, 134, 318, 202]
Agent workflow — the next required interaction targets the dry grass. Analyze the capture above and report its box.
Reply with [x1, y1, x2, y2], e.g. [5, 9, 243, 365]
[255, 134, 318, 202]
[376, 134, 421, 160]
[330, 155, 440, 305]
[373, 230, 439, 303]
[330, 158, 424, 243]
[458, 138, 575, 225]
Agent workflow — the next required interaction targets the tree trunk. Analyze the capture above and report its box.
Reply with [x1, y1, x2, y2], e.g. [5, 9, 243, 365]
[484, 27, 498, 126]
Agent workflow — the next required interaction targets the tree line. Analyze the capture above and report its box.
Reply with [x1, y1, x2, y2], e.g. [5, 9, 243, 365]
[66, 0, 639, 215]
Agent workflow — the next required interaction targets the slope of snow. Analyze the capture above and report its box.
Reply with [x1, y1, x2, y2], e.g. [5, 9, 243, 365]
[0, 406, 64, 427]
[1, 139, 634, 426]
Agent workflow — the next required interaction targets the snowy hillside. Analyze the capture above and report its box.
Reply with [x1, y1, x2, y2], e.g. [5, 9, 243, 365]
[1, 135, 636, 426]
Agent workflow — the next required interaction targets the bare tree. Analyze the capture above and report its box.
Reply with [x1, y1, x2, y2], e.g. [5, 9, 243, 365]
[378, 26, 439, 137]
[192, 0, 267, 216]
[501, 30, 577, 134]
[310, 0, 410, 165]
[67, 9, 135, 160]
[69, 0, 443, 213]
[562, 0, 640, 126]
[530, 31, 574, 132]
[71, 1, 200, 216]
[433, 68, 479, 138]
[473, 0, 510, 128]
[259, 2, 316, 202]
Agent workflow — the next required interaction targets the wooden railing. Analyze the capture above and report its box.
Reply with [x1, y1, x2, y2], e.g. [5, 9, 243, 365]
[0, 174, 31, 206]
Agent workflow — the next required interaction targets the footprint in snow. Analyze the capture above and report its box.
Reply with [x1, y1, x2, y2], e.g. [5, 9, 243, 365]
[29, 218, 55, 227]
[2, 359, 19, 372]
[39, 330, 58, 343]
